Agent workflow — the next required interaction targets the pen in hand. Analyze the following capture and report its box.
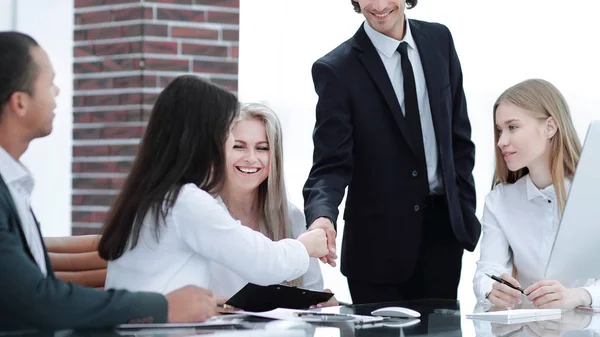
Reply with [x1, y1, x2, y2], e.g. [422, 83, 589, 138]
[485, 273, 526, 295]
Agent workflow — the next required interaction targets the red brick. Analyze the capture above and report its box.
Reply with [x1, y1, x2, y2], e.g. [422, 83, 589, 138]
[73, 127, 101, 140]
[145, 0, 192, 4]
[73, 144, 140, 156]
[74, 110, 145, 123]
[74, 30, 87, 41]
[99, 125, 146, 138]
[105, 0, 140, 4]
[142, 93, 160, 105]
[181, 43, 227, 57]
[142, 41, 178, 54]
[143, 58, 189, 71]
[158, 76, 175, 87]
[111, 7, 153, 21]
[113, 75, 155, 88]
[171, 27, 218, 39]
[73, 146, 109, 156]
[207, 11, 238, 24]
[103, 58, 142, 72]
[73, 161, 132, 173]
[75, 94, 120, 107]
[72, 211, 108, 223]
[72, 194, 117, 207]
[75, 0, 105, 8]
[222, 29, 238, 41]
[85, 26, 122, 40]
[73, 178, 125, 190]
[74, 45, 94, 58]
[196, 0, 239, 7]
[73, 61, 103, 74]
[75, 78, 113, 91]
[72, 227, 102, 235]
[231, 46, 238, 58]
[157, 8, 204, 22]
[193, 60, 237, 74]
[75, 11, 111, 25]
[93, 41, 141, 56]
[121, 24, 169, 38]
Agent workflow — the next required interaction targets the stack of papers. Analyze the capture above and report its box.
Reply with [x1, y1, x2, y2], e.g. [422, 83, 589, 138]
[466, 309, 561, 324]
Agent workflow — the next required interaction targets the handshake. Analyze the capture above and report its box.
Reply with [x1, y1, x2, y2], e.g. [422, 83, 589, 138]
[298, 217, 338, 267]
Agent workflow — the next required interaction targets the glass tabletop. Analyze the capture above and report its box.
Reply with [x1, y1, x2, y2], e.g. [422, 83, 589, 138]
[2, 299, 599, 337]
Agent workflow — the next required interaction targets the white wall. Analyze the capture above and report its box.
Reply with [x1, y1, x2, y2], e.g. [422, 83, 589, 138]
[0, 0, 74, 236]
[239, 0, 600, 327]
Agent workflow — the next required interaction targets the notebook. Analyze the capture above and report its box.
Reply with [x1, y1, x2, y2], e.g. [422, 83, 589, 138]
[225, 283, 334, 312]
[466, 309, 561, 324]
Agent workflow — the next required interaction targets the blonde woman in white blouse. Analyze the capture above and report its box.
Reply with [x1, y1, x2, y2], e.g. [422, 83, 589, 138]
[99, 76, 329, 296]
[209, 103, 338, 307]
[474, 79, 599, 309]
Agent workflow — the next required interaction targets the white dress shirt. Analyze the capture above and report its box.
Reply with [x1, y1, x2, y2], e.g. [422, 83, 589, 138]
[0, 146, 47, 276]
[363, 19, 442, 194]
[474, 174, 600, 306]
[105, 183, 310, 294]
[208, 199, 324, 298]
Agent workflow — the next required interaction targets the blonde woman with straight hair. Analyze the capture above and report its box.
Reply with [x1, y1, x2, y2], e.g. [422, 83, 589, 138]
[473, 79, 599, 309]
[209, 103, 338, 307]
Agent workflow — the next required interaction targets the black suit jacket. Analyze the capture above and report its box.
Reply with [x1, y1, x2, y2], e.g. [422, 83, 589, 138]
[0, 174, 167, 331]
[303, 20, 481, 283]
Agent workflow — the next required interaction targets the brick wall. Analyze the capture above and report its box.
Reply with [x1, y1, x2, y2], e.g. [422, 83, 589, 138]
[72, 0, 239, 235]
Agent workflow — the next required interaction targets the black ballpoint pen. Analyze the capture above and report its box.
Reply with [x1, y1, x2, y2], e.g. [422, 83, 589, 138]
[486, 273, 526, 294]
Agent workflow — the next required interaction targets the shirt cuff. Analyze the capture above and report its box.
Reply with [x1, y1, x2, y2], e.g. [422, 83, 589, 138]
[582, 286, 600, 308]
[280, 238, 310, 281]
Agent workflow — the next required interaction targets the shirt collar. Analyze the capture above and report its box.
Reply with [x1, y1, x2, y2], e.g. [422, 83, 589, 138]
[0, 146, 34, 193]
[525, 174, 572, 201]
[363, 17, 417, 59]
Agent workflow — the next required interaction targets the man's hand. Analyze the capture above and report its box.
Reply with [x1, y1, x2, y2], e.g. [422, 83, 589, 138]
[308, 217, 337, 267]
[165, 285, 217, 322]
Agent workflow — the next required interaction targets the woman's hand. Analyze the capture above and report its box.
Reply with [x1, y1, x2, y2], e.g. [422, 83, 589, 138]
[309, 288, 339, 308]
[525, 280, 591, 309]
[486, 273, 523, 308]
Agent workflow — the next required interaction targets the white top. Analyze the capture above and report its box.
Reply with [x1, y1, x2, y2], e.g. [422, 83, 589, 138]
[105, 183, 310, 294]
[474, 174, 600, 306]
[0, 146, 47, 276]
[363, 19, 442, 194]
[208, 198, 324, 298]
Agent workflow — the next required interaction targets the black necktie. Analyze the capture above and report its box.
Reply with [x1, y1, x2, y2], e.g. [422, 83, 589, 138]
[398, 42, 428, 194]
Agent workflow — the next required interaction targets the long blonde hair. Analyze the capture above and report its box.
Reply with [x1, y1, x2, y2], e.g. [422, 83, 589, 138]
[492, 79, 581, 213]
[236, 103, 301, 286]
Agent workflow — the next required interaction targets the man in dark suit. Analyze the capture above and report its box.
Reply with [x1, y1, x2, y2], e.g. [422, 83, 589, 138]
[303, 0, 481, 304]
[0, 31, 217, 331]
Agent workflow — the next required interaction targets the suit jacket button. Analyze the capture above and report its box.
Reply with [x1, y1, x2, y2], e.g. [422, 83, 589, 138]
[414, 205, 420, 212]
[412, 170, 418, 177]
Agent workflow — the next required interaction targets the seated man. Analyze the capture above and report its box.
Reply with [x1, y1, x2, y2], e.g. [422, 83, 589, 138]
[0, 31, 217, 331]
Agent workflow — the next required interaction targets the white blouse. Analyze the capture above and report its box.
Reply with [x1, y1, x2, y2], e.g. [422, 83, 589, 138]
[105, 183, 310, 294]
[474, 174, 600, 306]
[208, 199, 324, 298]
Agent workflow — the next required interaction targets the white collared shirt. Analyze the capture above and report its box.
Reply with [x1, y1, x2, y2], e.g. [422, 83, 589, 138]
[0, 146, 47, 276]
[105, 183, 310, 294]
[474, 174, 600, 306]
[363, 19, 442, 194]
[208, 197, 324, 298]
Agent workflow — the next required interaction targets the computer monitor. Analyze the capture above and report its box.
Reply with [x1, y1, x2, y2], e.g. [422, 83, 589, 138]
[545, 120, 600, 280]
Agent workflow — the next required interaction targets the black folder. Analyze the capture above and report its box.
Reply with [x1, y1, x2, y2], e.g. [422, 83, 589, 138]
[225, 283, 334, 312]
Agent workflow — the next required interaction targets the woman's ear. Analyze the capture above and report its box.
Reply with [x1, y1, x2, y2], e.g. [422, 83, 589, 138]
[545, 117, 558, 139]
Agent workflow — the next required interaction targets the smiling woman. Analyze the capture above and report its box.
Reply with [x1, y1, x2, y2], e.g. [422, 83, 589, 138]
[209, 103, 338, 307]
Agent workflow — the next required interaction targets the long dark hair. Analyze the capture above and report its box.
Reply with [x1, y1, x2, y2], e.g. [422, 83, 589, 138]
[98, 75, 239, 260]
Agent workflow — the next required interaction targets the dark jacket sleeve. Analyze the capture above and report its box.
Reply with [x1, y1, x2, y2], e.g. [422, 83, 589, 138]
[446, 26, 479, 238]
[303, 59, 354, 230]
[0, 207, 168, 331]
